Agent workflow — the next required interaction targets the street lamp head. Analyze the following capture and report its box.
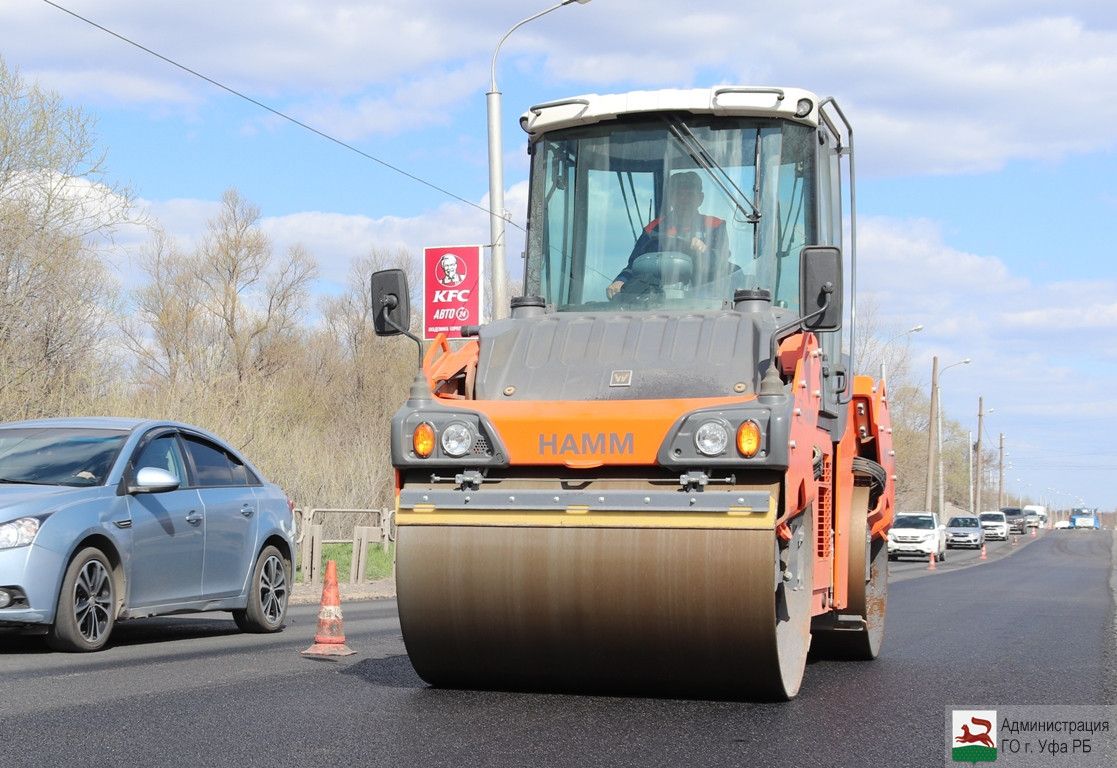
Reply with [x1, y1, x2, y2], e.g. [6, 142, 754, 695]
[910, 324, 924, 333]
[962, 358, 971, 364]
[563, 0, 592, 4]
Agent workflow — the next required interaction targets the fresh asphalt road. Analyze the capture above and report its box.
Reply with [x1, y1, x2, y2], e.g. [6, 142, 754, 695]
[1, 530, 1113, 768]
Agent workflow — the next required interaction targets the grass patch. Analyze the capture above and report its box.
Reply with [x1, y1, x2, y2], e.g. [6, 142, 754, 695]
[295, 542, 395, 582]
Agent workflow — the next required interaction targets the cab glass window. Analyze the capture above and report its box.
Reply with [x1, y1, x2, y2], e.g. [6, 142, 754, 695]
[184, 436, 235, 487]
[133, 434, 187, 483]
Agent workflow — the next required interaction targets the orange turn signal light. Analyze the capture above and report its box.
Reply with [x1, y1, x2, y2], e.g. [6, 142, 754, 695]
[736, 420, 762, 458]
[413, 422, 436, 458]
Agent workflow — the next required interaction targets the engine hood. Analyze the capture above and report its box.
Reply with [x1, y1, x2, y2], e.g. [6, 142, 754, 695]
[474, 309, 780, 401]
[0, 485, 94, 524]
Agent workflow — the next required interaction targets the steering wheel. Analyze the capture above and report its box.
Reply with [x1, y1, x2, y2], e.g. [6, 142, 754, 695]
[627, 251, 693, 285]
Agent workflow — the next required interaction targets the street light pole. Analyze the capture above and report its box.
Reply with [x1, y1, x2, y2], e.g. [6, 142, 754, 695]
[998, 432, 1005, 509]
[880, 324, 923, 383]
[936, 357, 971, 516]
[487, 0, 591, 322]
[923, 356, 939, 513]
[975, 397, 985, 514]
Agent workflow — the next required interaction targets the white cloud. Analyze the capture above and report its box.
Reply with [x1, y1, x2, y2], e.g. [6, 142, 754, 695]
[6, 1, 1117, 174]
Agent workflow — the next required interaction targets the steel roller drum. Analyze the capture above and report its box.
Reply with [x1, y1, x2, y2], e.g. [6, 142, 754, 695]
[396, 520, 813, 700]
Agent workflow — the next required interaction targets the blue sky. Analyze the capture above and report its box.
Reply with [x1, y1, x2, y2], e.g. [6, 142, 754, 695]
[2, 0, 1115, 508]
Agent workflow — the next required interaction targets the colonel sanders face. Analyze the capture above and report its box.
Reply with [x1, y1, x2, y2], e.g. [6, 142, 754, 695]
[438, 253, 465, 286]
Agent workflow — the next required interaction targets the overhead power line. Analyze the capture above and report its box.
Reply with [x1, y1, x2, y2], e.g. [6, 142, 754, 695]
[41, 0, 522, 231]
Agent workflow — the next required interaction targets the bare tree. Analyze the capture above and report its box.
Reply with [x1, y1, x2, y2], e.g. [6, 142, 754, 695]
[0, 59, 128, 418]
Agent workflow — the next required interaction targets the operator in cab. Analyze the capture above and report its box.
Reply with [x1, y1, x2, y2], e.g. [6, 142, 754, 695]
[606, 170, 729, 299]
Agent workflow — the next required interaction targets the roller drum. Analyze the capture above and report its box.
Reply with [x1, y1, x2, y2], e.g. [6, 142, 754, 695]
[397, 519, 813, 700]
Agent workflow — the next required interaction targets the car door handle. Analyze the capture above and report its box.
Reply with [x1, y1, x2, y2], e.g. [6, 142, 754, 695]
[185, 511, 203, 525]
[240, 505, 255, 517]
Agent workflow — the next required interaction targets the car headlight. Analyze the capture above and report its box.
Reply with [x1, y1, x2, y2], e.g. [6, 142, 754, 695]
[921, 532, 936, 541]
[0, 517, 41, 549]
[694, 421, 729, 456]
[440, 422, 474, 457]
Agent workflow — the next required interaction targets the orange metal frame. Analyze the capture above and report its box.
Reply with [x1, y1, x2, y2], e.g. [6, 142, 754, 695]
[415, 332, 895, 618]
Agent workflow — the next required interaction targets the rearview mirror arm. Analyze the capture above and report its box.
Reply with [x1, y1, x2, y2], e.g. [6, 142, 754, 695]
[758, 284, 833, 398]
[380, 296, 424, 372]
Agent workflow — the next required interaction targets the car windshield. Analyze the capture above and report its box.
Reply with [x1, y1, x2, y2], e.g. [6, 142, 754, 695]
[526, 115, 818, 312]
[0, 428, 128, 487]
[980, 513, 1004, 522]
[1002, 508, 1021, 516]
[949, 517, 979, 527]
[894, 516, 935, 530]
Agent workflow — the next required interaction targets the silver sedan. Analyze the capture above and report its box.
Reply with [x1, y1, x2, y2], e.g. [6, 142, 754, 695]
[0, 417, 295, 651]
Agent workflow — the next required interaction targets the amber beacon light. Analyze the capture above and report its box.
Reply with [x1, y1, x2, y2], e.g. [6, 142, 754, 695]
[413, 423, 436, 458]
[736, 420, 762, 458]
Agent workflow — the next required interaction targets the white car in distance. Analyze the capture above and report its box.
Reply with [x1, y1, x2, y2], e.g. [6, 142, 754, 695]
[979, 511, 1009, 541]
[887, 512, 947, 562]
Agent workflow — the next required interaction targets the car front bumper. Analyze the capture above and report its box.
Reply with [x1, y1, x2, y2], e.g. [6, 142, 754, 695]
[0, 543, 65, 626]
[888, 540, 936, 555]
[948, 535, 981, 547]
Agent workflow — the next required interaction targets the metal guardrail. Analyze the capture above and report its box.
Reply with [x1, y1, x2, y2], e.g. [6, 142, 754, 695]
[294, 507, 395, 584]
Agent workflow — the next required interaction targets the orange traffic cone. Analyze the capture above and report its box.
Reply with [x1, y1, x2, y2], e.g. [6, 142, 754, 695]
[1011, 534, 1017, 547]
[1031, 527, 1037, 538]
[980, 543, 987, 560]
[302, 560, 355, 658]
[927, 549, 937, 571]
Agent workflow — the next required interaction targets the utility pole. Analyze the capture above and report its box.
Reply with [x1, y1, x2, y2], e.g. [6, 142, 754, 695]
[924, 356, 939, 513]
[975, 396, 984, 514]
[968, 430, 974, 513]
[998, 433, 1005, 509]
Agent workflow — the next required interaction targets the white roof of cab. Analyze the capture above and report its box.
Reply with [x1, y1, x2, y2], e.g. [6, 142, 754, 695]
[520, 86, 822, 137]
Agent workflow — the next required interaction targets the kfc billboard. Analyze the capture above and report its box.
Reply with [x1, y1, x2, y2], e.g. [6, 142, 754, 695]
[423, 245, 483, 340]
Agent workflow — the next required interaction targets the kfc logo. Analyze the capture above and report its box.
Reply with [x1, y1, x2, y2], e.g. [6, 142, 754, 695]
[423, 244, 482, 340]
[435, 252, 467, 287]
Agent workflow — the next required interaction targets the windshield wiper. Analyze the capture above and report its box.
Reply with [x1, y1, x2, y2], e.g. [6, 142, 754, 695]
[0, 477, 56, 485]
[663, 116, 761, 225]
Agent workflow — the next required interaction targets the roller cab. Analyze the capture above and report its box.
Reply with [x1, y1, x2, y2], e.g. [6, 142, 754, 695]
[374, 87, 895, 699]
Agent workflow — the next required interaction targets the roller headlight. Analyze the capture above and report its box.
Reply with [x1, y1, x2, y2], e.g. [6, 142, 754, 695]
[694, 421, 729, 457]
[0, 517, 40, 549]
[440, 422, 473, 457]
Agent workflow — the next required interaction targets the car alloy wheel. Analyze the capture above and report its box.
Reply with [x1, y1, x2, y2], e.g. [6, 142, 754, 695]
[48, 547, 117, 652]
[259, 553, 287, 625]
[233, 545, 290, 634]
[74, 558, 113, 644]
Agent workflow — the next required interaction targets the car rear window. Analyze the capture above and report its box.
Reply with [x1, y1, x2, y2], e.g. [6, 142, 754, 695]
[180, 435, 259, 487]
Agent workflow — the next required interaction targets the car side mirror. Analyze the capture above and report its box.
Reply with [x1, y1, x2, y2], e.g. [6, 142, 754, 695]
[371, 269, 411, 337]
[128, 466, 180, 494]
[799, 245, 843, 331]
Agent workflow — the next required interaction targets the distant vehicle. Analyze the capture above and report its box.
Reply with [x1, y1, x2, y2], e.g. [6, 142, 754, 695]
[1023, 504, 1046, 529]
[0, 417, 295, 652]
[945, 516, 985, 549]
[1001, 507, 1027, 535]
[1054, 520, 1072, 530]
[1069, 507, 1101, 530]
[888, 512, 946, 561]
[979, 511, 1009, 541]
